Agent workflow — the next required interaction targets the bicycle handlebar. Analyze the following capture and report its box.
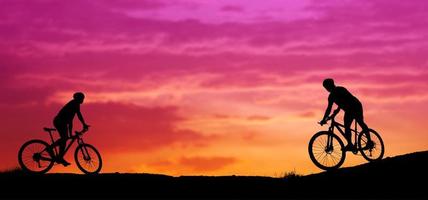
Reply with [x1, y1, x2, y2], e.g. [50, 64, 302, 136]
[318, 115, 336, 126]
[74, 125, 90, 136]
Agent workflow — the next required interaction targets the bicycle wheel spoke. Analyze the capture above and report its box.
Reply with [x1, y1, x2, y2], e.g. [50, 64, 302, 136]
[90, 158, 98, 165]
[332, 150, 342, 156]
[330, 155, 338, 164]
[320, 136, 327, 147]
[315, 151, 325, 160]
[321, 153, 329, 165]
[23, 154, 33, 161]
[316, 140, 324, 149]
[312, 145, 324, 150]
[313, 148, 325, 155]
[324, 155, 330, 166]
[88, 161, 95, 168]
[320, 155, 326, 166]
[23, 157, 35, 164]
[313, 145, 325, 150]
[314, 153, 322, 160]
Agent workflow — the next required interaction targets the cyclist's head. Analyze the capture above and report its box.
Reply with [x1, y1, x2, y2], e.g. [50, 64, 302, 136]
[73, 92, 85, 104]
[323, 78, 335, 92]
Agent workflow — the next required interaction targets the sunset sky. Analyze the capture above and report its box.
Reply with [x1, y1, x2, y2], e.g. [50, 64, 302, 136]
[1, 0, 427, 176]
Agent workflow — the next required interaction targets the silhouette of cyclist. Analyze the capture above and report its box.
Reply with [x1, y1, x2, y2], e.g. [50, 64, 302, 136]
[53, 92, 89, 166]
[319, 79, 371, 151]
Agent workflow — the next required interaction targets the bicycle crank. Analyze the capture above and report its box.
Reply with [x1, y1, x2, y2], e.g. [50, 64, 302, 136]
[32, 153, 42, 168]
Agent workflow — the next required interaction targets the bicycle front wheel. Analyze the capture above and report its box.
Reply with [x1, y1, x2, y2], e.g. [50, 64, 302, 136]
[358, 129, 384, 162]
[308, 131, 346, 170]
[74, 144, 102, 174]
[18, 139, 54, 174]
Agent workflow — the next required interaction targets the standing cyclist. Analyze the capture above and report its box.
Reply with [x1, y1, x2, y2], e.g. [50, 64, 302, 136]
[319, 79, 372, 151]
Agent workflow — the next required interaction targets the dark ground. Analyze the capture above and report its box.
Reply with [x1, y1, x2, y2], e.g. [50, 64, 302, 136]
[1, 151, 427, 199]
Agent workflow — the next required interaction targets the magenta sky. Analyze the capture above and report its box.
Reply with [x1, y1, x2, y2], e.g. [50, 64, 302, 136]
[1, 0, 427, 175]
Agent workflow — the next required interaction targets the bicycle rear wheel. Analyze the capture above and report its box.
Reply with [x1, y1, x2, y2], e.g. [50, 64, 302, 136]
[309, 131, 346, 170]
[18, 139, 54, 174]
[74, 144, 102, 174]
[358, 129, 384, 161]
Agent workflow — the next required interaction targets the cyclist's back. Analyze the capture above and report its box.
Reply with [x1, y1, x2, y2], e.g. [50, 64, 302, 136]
[55, 100, 80, 123]
[328, 86, 362, 114]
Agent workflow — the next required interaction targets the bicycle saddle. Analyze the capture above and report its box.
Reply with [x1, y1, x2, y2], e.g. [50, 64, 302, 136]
[43, 127, 56, 132]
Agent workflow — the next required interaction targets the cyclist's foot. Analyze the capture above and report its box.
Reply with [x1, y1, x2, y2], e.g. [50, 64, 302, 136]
[363, 140, 375, 150]
[57, 158, 71, 166]
[343, 144, 356, 152]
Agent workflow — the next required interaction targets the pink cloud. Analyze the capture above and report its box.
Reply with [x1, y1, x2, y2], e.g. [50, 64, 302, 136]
[83, 102, 214, 152]
[247, 115, 272, 121]
[220, 5, 244, 13]
[97, 0, 166, 10]
[297, 111, 316, 118]
[1, 0, 428, 174]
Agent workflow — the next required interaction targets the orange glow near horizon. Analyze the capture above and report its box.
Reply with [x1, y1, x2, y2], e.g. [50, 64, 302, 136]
[1, 0, 428, 176]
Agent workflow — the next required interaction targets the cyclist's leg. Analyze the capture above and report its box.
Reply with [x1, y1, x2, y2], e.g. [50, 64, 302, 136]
[354, 107, 371, 142]
[343, 112, 353, 147]
[53, 119, 68, 159]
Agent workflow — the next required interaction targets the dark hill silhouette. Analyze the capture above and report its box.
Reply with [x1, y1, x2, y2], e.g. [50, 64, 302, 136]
[1, 151, 427, 199]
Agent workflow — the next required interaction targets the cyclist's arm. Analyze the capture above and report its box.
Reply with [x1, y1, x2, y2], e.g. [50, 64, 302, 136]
[76, 105, 88, 128]
[332, 107, 341, 117]
[322, 100, 333, 121]
[77, 110, 87, 127]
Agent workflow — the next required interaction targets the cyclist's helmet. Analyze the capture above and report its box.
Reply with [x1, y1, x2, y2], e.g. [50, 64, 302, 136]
[323, 78, 335, 91]
[73, 92, 85, 103]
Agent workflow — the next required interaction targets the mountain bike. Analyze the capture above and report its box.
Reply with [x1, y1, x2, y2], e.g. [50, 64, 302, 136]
[308, 115, 384, 170]
[18, 126, 102, 174]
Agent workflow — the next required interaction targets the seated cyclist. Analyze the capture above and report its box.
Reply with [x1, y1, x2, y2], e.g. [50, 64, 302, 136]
[319, 78, 371, 151]
[53, 92, 89, 166]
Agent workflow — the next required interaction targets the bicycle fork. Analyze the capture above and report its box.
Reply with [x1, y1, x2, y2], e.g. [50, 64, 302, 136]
[78, 138, 91, 161]
[325, 126, 335, 153]
[326, 134, 334, 153]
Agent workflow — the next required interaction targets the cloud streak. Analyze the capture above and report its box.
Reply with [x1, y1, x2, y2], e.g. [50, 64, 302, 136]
[1, 0, 427, 175]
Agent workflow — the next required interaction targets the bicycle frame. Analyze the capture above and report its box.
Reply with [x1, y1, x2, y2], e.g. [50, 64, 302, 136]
[328, 117, 360, 146]
[39, 130, 87, 162]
